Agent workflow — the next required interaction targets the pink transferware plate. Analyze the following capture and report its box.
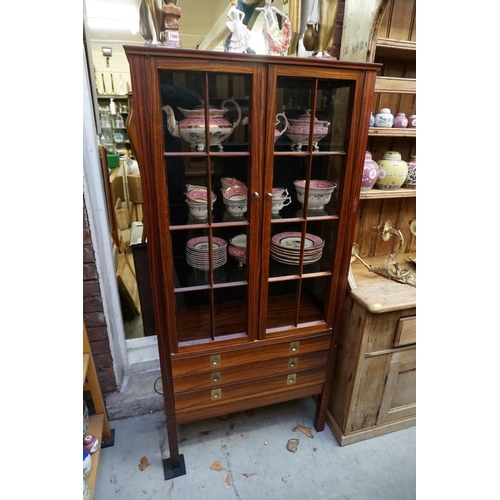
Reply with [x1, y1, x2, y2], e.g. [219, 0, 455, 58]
[271, 232, 323, 249]
[186, 236, 227, 250]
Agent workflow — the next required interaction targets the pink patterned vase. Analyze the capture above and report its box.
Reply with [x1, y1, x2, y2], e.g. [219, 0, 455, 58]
[361, 151, 380, 191]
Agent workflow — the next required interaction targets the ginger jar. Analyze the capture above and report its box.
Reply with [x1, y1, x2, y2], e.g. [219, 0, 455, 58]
[403, 155, 416, 189]
[361, 151, 380, 191]
[393, 112, 408, 128]
[376, 151, 408, 190]
[374, 108, 394, 128]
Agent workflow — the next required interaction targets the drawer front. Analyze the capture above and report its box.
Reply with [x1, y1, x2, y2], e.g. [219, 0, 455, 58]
[394, 316, 416, 347]
[171, 334, 331, 377]
[174, 366, 327, 412]
[173, 350, 329, 393]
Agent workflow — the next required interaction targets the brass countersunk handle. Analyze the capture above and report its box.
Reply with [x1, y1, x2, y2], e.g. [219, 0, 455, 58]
[266, 192, 273, 197]
[253, 192, 260, 198]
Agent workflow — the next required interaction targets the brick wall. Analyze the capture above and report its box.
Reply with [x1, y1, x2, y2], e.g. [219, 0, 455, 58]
[83, 198, 117, 394]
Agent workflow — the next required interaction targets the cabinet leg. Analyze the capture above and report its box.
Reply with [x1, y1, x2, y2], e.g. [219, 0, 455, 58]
[314, 383, 331, 432]
[163, 454, 186, 480]
[162, 414, 186, 479]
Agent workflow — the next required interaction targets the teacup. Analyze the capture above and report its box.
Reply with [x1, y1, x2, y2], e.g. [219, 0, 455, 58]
[221, 177, 246, 191]
[271, 195, 292, 214]
[272, 187, 289, 199]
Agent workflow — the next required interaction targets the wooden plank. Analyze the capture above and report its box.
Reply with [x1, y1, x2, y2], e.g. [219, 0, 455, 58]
[83, 354, 90, 387]
[376, 37, 416, 52]
[339, 0, 390, 62]
[388, 0, 416, 41]
[85, 413, 104, 500]
[375, 76, 416, 93]
[349, 254, 416, 313]
[368, 127, 416, 138]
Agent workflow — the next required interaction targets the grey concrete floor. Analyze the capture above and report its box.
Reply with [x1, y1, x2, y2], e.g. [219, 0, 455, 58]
[95, 397, 416, 500]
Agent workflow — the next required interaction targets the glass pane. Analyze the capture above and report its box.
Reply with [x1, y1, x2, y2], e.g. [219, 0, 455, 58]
[175, 289, 212, 343]
[297, 276, 329, 325]
[269, 221, 307, 278]
[303, 219, 337, 274]
[266, 280, 299, 331]
[159, 70, 250, 153]
[275, 76, 352, 152]
[214, 286, 248, 338]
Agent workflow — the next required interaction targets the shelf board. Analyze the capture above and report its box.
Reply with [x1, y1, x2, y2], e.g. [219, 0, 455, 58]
[83, 354, 90, 387]
[85, 413, 104, 500]
[360, 188, 416, 199]
[375, 76, 416, 94]
[97, 94, 129, 99]
[368, 127, 416, 137]
[376, 38, 416, 59]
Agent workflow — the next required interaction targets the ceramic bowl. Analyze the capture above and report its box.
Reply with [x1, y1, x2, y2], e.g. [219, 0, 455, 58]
[228, 244, 247, 267]
[294, 180, 337, 210]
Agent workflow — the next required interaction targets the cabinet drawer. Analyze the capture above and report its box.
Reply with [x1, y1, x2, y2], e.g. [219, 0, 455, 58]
[171, 334, 330, 377]
[174, 366, 327, 412]
[173, 350, 329, 393]
[394, 317, 416, 347]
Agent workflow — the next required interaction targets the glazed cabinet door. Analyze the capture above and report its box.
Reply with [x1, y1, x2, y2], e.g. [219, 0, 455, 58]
[259, 64, 372, 337]
[148, 58, 267, 349]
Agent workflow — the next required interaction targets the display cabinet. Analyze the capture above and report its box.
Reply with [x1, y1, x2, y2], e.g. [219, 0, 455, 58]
[124, 45, 380, 479]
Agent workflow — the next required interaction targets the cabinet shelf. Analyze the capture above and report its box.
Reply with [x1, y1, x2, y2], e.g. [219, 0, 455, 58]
[368, 127, 415, 137]
[374, 76, 416, 94]
[375, 38, 416, 59]
[359, 187, 416, 199]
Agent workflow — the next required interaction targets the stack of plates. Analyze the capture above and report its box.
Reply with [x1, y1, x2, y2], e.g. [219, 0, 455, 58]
[186, 236, 227, 271]
[270, 231, 324, 265]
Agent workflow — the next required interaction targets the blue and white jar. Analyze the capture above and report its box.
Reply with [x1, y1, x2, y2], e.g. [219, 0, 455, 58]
[374, 108, 394, 128]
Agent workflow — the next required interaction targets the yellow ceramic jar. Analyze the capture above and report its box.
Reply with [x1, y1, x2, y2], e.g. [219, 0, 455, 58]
[376, 151, 408, 190]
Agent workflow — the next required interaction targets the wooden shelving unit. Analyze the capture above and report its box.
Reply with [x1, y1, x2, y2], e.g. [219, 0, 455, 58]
[327, 0, 416, 446]
[83, 323, 114, 499]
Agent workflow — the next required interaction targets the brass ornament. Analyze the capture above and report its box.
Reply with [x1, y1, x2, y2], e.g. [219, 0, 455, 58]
[351, 219, 416, 287]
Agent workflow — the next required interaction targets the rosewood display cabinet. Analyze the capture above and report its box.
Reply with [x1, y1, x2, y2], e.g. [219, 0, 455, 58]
[124, 45, 379, 478]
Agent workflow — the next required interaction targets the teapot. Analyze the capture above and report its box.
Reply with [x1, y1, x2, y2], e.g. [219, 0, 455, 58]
[285, 109, 330, 151]
[163, 98, 242, 151]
